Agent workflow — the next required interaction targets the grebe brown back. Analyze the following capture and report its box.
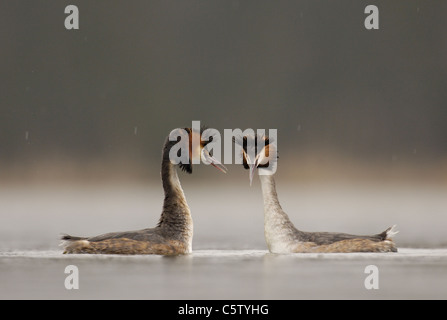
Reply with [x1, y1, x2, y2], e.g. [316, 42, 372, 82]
[234, 134, 398, 253]
[61, 127, 227, 255]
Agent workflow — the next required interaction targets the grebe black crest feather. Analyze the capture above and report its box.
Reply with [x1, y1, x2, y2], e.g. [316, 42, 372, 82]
[176, 125, 216, 174]
[233, 133, 278, 170]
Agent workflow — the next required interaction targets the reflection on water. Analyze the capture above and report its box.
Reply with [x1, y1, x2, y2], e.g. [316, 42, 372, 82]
[0, 184, 446, 299]
[1, 249, 447, 299]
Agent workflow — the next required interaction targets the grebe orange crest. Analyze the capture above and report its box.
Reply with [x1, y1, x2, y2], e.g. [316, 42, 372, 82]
[234, 133, 398, 253]
[60, 127, 227, 255]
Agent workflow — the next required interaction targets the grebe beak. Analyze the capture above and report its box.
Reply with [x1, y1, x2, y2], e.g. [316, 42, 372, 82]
[248, 159, 259, 186]
[202, 149, 228, 173]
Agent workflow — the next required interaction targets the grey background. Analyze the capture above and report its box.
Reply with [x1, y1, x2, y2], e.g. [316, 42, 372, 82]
[1, 1, 446, 183]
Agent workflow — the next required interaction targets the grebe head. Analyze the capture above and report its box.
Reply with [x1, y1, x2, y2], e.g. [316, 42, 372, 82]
[233, 134, 278, 185]
[167, 127, 227, 174]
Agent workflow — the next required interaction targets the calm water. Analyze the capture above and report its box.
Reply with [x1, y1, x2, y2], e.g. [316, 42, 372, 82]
[1, 249, 447, 299]
[1, 183, 446, 299]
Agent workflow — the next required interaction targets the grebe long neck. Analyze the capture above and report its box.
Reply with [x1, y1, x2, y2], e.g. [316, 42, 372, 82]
[157, 139, 192, 235]
[259, 174, 280, 210]
[259, 174, 290, 223]
[259, 173, 299, 250]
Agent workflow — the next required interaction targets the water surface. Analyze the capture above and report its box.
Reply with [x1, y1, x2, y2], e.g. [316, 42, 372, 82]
[1, 184, 446, 299]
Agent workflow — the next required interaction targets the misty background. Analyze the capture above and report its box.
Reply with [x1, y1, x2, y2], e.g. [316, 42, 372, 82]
[1, 0, 446, 182]
[0, 1, 446, 250]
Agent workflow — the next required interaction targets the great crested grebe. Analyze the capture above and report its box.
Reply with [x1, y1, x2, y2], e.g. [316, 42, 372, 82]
[234, 134, 398, 253]
[61, 127, 227, 255]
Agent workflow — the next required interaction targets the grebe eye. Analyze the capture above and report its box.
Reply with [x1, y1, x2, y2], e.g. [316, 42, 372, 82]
[202, 135, 214, 147]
